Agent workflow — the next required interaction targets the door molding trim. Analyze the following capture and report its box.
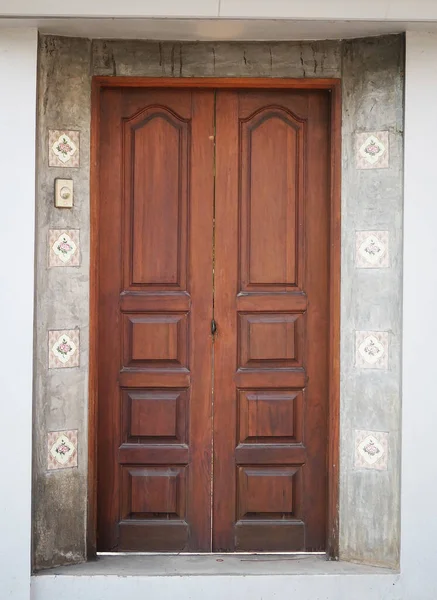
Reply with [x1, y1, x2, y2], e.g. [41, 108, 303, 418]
[88, 76, 341, 559]
[92, 77, 340, 90]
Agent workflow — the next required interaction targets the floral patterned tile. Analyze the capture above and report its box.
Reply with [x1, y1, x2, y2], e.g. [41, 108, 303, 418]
[354, 430, 388, 470]
[49, 130, 80, 168]
[48, 329, 80, 369]
[355, 231, 389, 268]
[48, 430, 78, 470]
[355, 131, 389, 169]
[355, 331, 389, 370]
[49, 229, 80, 267]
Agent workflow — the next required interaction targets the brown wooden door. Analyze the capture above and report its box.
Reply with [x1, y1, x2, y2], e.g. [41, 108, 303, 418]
[97, 85, 330, 553]
[97, 88, 215, 551]
[213, 90, 330, 551]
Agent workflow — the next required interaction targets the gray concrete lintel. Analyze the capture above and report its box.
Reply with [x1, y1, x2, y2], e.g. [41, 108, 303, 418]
[35, 553, 397, 577]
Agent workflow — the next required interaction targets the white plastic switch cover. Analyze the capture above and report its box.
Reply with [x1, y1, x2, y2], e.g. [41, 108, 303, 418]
[54, 178, 74, 208]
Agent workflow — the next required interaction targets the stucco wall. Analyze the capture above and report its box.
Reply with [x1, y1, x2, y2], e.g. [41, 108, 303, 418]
[34, 34, 403, 570]
[0, 28, 38, 600]
[2, 0, 437, 20]
[340, 36, 404, 567]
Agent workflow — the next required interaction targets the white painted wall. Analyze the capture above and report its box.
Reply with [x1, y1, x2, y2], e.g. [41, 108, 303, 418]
[0, 28, 37, 600]
[1, 0, 437, 20]
[31, 572, 401, 600]
[401, 31, 437, 600]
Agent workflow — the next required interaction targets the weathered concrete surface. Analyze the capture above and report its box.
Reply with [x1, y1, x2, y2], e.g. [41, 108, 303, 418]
[39, 553, 392, 576]
[34, 34, 403, 571]
[92, 39, 342, 77]
[34, 35, 91, 570]
[340, 35, 404, 568]
[34, 35, 341, 571]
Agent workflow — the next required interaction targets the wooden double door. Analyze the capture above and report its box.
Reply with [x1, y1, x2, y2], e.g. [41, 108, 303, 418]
[97, 85, 330, 552]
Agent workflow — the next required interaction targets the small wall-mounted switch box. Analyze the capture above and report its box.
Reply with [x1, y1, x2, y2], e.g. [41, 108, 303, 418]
[55, 178, 74, 208]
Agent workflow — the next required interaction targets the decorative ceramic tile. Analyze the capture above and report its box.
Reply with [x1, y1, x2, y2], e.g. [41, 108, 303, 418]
[355, 331, 389, 369]
[355, 231, 389, 268]
[354, 430, 388, 470]
[48, 329, 80, 369]
[49, 229, 80, 267]
[356, 131, 389, 169]
[49, 130, 80, 167]
[48, 430, 78, 470]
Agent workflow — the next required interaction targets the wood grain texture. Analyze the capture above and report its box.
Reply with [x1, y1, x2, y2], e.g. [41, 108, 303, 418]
[97, 86, 123, 551]
[96, 87, 214, 551]
[88, 77, 101, 559]
[124, 105, 189, 290]
[90, 78, 340, 555]
[94, 77, 340, 89]
[213, 89, 331, 552]
[327, 82, 342, 561]
[213, 90, 240, 551]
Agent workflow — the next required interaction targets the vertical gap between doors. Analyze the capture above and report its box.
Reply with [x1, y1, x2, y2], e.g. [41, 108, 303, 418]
[210, 90, 217, 550]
